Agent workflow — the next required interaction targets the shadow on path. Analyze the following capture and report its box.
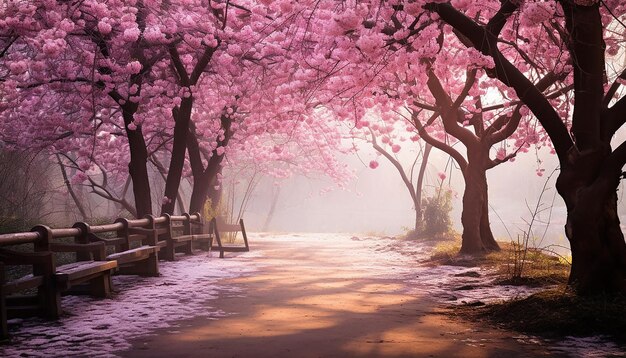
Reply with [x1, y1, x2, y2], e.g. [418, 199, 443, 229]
[122, 234, 557, 357]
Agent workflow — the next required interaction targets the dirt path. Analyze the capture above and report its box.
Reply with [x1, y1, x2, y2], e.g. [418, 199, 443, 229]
[122, 234, 555, 357]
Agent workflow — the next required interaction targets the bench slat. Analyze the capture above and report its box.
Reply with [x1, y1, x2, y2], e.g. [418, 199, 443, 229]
[170, 235, 194, 243]
[55, 260, 117, 283]
[107, 246, 158, 265]
[219, 225, 240, 232]
[212, 245, 249, 252]
[3, 275, 45, 295]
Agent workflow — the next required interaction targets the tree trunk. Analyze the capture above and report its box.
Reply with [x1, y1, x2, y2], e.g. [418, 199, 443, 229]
[207, 175, 223, 212]
[161, 97, 193, 215]
[414, 143, 432, 232]
[557, 160, 626, 294]
[187, 113, 233, 215]
[480, 193, 499, 251]
[189, 172, 210, 214]
[56, 154, 88, 220]
[460, 153, 499, 254]
[123, 105, 152, 218]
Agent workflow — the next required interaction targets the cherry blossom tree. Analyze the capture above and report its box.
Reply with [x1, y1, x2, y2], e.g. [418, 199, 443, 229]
[420, 0, 626, 294]
[296, 1, 563, 253]
[294, 0, 625, 293]
[0, 0, 353, 221]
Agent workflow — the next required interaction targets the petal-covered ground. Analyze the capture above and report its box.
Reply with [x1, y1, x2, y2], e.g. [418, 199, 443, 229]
[1, 251, 260, 357]
[2, 234, 623, 357]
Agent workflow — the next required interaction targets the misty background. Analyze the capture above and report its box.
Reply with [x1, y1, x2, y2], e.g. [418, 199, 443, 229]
[242, 142, 577, 253]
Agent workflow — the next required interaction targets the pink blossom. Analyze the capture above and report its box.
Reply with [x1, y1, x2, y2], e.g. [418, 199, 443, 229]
[8, 61, 28, 75]
[127, 61, 142, 74]
[438, 172, 447, 181]
[42, 41, 61, 57]
[391, 144, 401, 153]
[59, 19, 75, 33]
[144, 27, 165, 43]
[521, 2, 556, 27]
[98, 20, 112, 34]
[369, 160, 379, 169]
[123, 27, 141, 42]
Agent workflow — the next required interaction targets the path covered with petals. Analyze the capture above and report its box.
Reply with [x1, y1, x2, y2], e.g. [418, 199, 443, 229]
[122, 234, 555, 358]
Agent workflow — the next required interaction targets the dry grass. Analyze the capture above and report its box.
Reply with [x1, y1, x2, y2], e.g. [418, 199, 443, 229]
[428, 240, 570, 286]
[432, 240, 626, 341]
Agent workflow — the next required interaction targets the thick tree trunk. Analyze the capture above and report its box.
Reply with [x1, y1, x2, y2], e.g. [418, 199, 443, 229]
[480, 194, 499, 250]
[187, 113, 232, 215]
[207, 174, 223, 212]
[207, 165, 224, 212]
[188, 173, 222, 215]
[460, 157, 499, 254]
[189, 172, 210, 214]
[557, 162, 626, 294]
[161, 97, 193, 215]
[123, 105, 152, 218]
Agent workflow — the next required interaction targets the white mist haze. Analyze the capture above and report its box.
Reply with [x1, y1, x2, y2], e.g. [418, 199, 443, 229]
[241, 141, 582, 254]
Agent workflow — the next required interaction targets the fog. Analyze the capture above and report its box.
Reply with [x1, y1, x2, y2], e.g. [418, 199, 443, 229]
[242, 142, 579, 254]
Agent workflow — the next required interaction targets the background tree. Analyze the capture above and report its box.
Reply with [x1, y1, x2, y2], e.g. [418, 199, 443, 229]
[422, 0, 626, 294]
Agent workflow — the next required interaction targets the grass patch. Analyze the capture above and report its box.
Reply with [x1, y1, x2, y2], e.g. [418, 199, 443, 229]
[429, 238, 462, 262]
[432, 240, 626, 341]
[402, 227, 459, 242]
[427, 240, 570, 286]
[453, 289, 626, 341]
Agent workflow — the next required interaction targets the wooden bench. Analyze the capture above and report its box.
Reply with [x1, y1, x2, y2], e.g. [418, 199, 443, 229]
[211, 217, 250, 258]
[0, 231, 59, 340]
[1, 225, 117, 339]
[33, 225, 118, 298]
[75, 218, 160, 277]
[150, 214, 192, 261]
[187, 212, 214, 252]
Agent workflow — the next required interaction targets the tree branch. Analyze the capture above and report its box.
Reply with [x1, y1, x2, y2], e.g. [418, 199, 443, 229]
[409, 108, 468, 170]
[370, 129, 417, 203]
[425, 2, 573, 161]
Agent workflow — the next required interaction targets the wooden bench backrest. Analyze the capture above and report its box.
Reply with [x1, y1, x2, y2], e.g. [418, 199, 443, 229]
[0, 231, 54, 277]
[33, 225, 106, 262]
[158, 214, 193, 239]
[213, 216, 241, 233]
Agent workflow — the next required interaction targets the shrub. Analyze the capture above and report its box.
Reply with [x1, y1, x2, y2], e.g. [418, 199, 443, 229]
[422, 189, 453, 238]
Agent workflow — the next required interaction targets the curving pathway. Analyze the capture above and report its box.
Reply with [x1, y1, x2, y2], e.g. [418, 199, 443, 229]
[122, 233, 555, 358]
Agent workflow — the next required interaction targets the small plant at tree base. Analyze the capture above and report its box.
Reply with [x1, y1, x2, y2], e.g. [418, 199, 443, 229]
[421, 189, 454, 240]
[202, 198, 222, 223]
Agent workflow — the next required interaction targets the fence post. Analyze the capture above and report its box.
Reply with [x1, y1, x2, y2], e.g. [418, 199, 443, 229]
[72, 222, 93, 261]
[114, 218, 130, 252]
[183, 213, 192, 236]
[143, 215, 158, 246]
[29, 225, 61, 319]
